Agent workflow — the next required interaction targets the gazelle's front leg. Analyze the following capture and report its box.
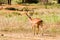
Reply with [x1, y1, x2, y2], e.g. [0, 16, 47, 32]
[32, 24, 39, 35]
[36, 24, 40, 35]
[32, 24, 36, 35]
[40, 22, 43, 36]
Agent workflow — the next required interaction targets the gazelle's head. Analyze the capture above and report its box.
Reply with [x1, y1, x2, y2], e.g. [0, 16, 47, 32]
[25, 11, 32, 20]
[24, 11, 28, 15]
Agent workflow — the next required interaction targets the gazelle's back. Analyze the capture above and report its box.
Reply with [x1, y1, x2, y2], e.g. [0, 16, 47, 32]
[29, 18, 42, 24]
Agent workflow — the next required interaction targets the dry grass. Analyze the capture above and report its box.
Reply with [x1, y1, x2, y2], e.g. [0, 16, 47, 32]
[0, 4, 60, 40]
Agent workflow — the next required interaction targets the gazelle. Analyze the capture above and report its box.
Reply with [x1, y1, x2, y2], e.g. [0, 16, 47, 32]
[25, 11, 43, 35]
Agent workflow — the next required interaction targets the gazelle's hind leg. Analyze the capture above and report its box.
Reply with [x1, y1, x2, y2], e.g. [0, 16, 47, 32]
[36, 24, 40, 35]
[40, 21, 44, 36]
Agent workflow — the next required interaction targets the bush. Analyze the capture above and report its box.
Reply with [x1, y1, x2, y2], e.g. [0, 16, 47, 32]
[5, 7, 18, 10]
[0, 0, 8, 5]
[25, 0, 38, 3]
[16, 0, 22, 4]
[16, 0, 39, 4]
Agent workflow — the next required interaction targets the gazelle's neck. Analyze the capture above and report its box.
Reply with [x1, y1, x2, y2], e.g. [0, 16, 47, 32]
[26, 13, 32, 20]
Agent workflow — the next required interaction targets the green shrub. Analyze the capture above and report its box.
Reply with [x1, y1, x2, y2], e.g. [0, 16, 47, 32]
[5, 7, 18, 10]
[16, 0, 22, 4]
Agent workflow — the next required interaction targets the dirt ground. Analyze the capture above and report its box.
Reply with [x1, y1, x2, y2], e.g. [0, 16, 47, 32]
[0, 32, 60, 40]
